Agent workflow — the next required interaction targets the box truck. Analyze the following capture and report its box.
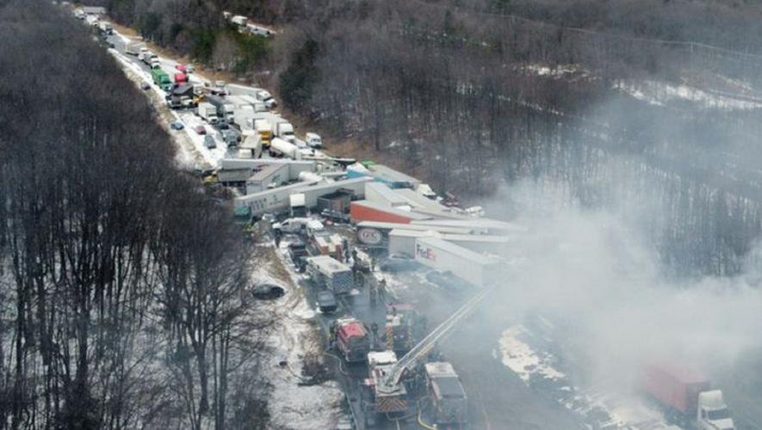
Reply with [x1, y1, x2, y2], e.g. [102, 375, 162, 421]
[151, 68, 173, 91]
[125, 42, 142, 56]
[274, 121, 295, 142]
[306, 256, 354, 295]
[197, 102, 219, 124]
[254, 119, 273, 147]
[205, 95, 235, 123]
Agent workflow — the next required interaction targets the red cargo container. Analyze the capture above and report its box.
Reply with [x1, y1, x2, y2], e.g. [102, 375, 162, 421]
[350, 200, 422, 224]
[642, 364, 710, 415]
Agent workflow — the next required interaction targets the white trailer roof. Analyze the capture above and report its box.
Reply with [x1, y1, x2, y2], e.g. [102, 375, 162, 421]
[440, 234, 514, 243]
[221, 158, 315, 170]
[393, 188, 447, 211]
[307, 255, 350, 274]
[365, 182, 408, 206]
[389, 229, 437, 238]
[416, 237, 501, 265]
[412, 219, 528, 233]
[351, 200, 431, 220]
[302, 177, 372, 193]
[356, 221, 472, 235]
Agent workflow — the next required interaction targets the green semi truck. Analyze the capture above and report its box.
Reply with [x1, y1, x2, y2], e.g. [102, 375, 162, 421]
[151, 68, 172, 91]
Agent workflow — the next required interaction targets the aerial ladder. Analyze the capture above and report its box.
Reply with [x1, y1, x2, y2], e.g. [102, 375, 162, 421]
[365, 286, 492, 421]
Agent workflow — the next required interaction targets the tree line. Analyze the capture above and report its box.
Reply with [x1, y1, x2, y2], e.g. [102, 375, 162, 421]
[0, 1, 269, 428]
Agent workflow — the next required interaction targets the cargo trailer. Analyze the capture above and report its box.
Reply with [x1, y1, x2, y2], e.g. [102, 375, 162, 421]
[414, 237, 501, 287]
[642, 364, 734, 430]
[350, 200, 431, 224]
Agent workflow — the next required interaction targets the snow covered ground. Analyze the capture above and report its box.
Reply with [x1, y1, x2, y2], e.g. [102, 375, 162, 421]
[613, 79, 762, 110]
[498, 324, 677, 430]
[251, 255, 343, 430]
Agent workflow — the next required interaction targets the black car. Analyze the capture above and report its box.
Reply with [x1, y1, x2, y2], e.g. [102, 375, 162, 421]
[317, 290, 338, 313]
[379, 253, 418, 272]
[288, 241, 308, 265]
[252, 283, 285, 300]
[204, 135, 216, 149]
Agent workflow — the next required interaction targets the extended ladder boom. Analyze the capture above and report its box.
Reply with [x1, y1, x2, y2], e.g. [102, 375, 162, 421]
[378, 287, 492, 392]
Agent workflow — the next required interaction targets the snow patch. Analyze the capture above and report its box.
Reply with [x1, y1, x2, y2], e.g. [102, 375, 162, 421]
[499, 325, 565, 382]
[614, 79, 762, 110]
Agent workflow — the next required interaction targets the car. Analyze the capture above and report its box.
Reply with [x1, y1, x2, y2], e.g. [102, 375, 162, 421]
[170, 121, 184, 130]
[317, 290, 338, 313]
[186, 64, 195, 73]
[204, 135, 216, 149]
[194, 125, 206, 135]
[252, 283, 285, 300]
[425, 270, 470, 290]
[379, 253, 418, 272]
[175, 64, 187, 73]
[141, 83, 151, 91]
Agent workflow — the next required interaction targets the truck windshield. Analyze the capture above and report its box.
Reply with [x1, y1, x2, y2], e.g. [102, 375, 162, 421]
[707, 408, 730, 420]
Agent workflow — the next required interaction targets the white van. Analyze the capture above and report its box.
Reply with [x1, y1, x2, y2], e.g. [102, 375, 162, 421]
[273, 218, 324, 235]
[305, 132, 322, 148]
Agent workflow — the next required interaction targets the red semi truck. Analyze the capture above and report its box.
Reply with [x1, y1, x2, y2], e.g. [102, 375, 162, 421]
[642, 364, 734, 430]
[174, 73, 188, 87]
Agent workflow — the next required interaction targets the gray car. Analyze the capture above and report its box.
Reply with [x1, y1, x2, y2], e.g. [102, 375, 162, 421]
[204, 135, 216, 149]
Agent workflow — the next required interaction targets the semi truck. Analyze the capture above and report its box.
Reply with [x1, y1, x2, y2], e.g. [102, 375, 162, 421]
[97, 21, 113, 35]
[151, 68, 173, 91]
[305, 255, 353, 295]
[205, 95, 235, 123]
[125, 42, 142, 56]
[274, 120, 295, 142]
[332, 318, 370, 363]
[254, 119, 273, 147]
[255, 90, 277, 108]
[174, 73, 188, 87]
[197, 102, 219, 124]
[642, 364, 734, 430]
[269, 137, 301, 160]
[231, 15, 248, 27]
[233, 105, 256, 130]
[424, 362, 468, 428]
[237, 95, 267, 112]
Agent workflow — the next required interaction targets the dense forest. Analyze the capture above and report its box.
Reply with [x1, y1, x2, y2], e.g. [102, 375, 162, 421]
[0, 1, 270, 428]
[87, 0, 762, 276]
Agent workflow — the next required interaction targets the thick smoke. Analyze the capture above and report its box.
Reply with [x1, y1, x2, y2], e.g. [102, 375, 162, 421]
[486, 178, 762, 392]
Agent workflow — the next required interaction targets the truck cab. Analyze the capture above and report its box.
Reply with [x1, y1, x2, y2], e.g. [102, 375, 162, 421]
[697, 391, 734, 430]
[256, 90, 277, 108]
